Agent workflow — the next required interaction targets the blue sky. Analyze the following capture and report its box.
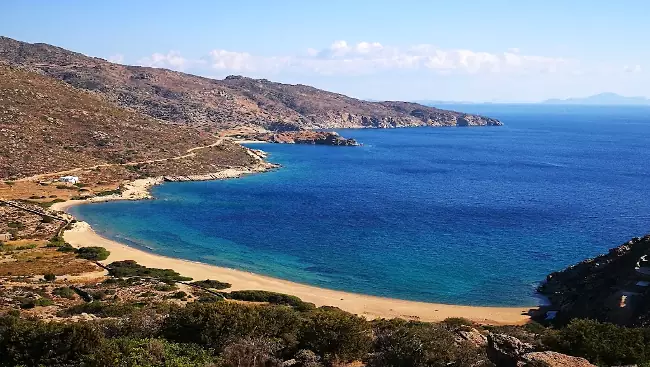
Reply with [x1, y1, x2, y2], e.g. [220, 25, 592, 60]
[2, 0, 648, 101]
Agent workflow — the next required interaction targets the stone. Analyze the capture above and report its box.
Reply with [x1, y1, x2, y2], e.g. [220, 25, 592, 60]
[487, 333, 535, 367]
[521, 351, 596, 367]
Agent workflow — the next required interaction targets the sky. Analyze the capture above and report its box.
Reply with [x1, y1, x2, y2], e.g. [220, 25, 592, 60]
[1, 0, 649, 102]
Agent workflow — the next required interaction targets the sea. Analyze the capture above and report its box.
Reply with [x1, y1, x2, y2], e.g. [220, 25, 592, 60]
[69, 104, 650, 306]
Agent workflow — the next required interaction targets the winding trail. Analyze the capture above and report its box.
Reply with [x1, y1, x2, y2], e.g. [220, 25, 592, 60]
[17, 139, 225, 182]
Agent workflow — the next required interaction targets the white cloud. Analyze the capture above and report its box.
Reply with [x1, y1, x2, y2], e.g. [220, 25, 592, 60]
[138, 51, 189, 71]
[134, 41, 617, 78]
[624, 64, 642, 73]
[108, 54, 124, 64]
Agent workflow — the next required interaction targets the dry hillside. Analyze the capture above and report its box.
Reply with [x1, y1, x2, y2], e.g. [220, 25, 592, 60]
[0, 36, 502, 131]
[0, 64, 255, 180]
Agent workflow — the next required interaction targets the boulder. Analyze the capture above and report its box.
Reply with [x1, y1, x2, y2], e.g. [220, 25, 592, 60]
[521, 351, 596, 367]
[487, 333, 535, 367]
[457, 328, 488, 347]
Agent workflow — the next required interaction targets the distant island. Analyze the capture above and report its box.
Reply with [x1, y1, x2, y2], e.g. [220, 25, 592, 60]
[542, 93, 650, 106]
[413, 93, 650, 107]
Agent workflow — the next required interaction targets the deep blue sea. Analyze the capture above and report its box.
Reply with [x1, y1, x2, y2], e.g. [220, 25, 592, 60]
[70, 105, 650, 306]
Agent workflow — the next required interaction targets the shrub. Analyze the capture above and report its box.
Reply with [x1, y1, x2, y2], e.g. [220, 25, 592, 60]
[300, 307, 372, 363]
[62, 301, 140, 317]
[154, 283, 178, 292]
[543, 319, 650, 366]
[368, 318, 482, 367]
[75, 246, 110, 261]
[0, 316, 105, 366]
[43, 273, 56, 282]
[57, 243, 76, 252]
[52, 287, 76, 299]
[226, 290, 315, 311]
[171, 291, 187, 299]
[107, 260, 192, 281]
[95, 188, 122, 197]
[442, 317, 474, 328]
[20, 298, 54, 309]
[87, 338, 216, 366]
[162, 302, 302, 354]
[190, 279, 231, 290]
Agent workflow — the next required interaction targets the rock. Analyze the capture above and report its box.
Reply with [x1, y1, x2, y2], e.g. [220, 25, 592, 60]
[256, 131, 359, 146]
[521, 351, 596, 367]
[487, 333, 535, 367]
[457, 328, 488, 347]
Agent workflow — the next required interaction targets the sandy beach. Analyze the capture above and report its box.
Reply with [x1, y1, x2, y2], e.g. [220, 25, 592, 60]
[53, 193, 534, 325]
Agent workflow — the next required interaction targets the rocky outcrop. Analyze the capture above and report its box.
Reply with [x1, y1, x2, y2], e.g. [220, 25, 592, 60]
[257, 131, 359, 146]
[521, 352, 595, 367]
[487, 333, 535, 367]
[486, 334, 596, 367]
[538, 235, 650, 326]
[0, 36, 503, 132]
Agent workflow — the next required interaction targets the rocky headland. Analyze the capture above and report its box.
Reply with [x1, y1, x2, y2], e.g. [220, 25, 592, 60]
[538, 234, 650, 326]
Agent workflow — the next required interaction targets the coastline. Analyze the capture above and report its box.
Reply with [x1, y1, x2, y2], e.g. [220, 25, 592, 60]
[51, 166, 534, 325]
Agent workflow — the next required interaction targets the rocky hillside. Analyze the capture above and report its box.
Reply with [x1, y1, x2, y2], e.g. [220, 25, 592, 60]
[0, 64, 256, 180]
[0, 36, 502, 131]
[538, 235, 650, 326]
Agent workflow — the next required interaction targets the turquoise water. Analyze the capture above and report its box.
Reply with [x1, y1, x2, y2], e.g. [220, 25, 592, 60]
[70, 105, 650, 306]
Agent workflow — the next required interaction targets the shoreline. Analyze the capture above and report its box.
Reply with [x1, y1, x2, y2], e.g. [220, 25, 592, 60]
[51, 169, 535, 325]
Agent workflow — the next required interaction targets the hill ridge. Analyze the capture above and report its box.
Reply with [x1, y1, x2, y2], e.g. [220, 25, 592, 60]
[0, 36, 502, 131]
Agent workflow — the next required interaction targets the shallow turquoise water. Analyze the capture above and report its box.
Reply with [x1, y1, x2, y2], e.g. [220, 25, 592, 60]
[70, 105, 650, 306]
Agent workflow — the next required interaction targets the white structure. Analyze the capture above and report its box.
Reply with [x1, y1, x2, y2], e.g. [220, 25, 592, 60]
[59, 176, 80, 184]
[0, 233, 12, 241]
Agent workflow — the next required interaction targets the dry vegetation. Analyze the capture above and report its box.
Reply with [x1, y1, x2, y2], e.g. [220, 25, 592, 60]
[0, 241, 98, 276]
[0, 36, 502, 131]
[0, 64, 258, 180]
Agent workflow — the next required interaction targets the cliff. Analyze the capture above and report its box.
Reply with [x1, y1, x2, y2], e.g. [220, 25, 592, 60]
[538, 235, 650, 326]
[0, 36, 502, 132]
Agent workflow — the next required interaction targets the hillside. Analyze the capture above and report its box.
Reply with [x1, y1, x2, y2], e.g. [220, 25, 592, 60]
[0, 64, 260, 180]
[0, 36, 502, 131]
[538, 235, 650, 326]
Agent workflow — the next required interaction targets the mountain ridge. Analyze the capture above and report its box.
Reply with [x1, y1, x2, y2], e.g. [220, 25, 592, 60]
[542, 92, 650, 106]
[0, 36, 502, 131]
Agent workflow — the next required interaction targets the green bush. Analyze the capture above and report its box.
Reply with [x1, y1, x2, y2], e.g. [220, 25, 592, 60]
[86, 338, 216, 366]
[95, 188, 122, 197]
[52, 287, 76, 299]
[75, 246, 110, 261]
[43, 273, 56, 282]
[300, 307, 372, 364]
[190, 279, 231, 290]
[62, 301, 140, 318]
[171, 291, 187, 299]
[162, 302, 302, 354]
[543, 319, 650, 366]
[107, 260, 192, 281]
[57, 243, 76, 252]
[154, 283, 178, 292]
[369, 318, 483, 367]
[226, 290, 315, 311]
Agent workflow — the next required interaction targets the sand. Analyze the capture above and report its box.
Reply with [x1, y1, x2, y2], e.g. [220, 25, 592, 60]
[54, 211, 534, 325]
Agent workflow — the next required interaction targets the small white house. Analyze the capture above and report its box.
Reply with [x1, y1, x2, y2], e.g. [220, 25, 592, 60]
[59, 176, 80, 184]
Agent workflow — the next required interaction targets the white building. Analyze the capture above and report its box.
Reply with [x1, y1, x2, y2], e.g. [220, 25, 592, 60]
[59, 176, 80, 184]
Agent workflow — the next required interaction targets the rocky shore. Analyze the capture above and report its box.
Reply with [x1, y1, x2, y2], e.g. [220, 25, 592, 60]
[255, 131, 359, 146]
[538, 235, 650, 326]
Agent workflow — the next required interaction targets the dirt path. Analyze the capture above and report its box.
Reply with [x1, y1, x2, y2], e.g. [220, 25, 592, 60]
[17, 139, 224, 182]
